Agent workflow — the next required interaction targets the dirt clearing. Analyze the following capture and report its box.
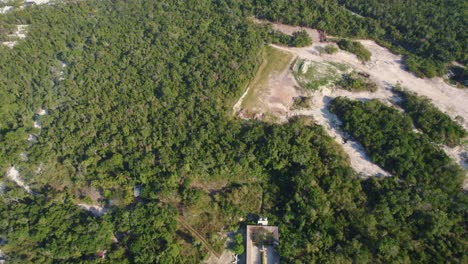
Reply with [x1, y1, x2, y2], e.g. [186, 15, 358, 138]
[234, 45, 297, 121]
[276, 41, 468, 129]
[236, 22, 468, 180]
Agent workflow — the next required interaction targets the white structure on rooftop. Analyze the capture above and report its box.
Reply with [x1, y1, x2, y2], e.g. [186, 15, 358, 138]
[257, 217, 268, 226]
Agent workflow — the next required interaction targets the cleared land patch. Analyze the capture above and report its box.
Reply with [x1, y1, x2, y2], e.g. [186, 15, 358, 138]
[234, 22, 468, 180]
[237, 45, 296, 120]
[293, 56, 377, 93]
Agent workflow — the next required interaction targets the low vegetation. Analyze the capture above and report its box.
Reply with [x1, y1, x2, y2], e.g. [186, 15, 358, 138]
[293, 59, 375, 92]
[268, 29, 311, 47]
[292, 96, 312, 109]
[336, 72, 377, 92]
[293, 59, 341, 90]
[317, 44, 339, 55]
[241, 45, 293, 113]
[337, 39, 371, 62]
[394, 88, 466, 146]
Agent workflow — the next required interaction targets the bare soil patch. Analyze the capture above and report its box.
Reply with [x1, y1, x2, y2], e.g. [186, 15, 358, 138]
[5, 166, 32, 193]
[234, 46, 297, 121]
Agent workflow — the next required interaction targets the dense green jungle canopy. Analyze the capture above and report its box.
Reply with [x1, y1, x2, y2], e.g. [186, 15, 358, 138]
[0, 0, 466, 263]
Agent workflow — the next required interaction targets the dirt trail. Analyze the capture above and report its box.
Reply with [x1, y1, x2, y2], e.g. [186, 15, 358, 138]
[177, 217, 221, 259]
[261, 56, 301, 117]
[287, 89, 392, 177]
[233, 85, 251, 116]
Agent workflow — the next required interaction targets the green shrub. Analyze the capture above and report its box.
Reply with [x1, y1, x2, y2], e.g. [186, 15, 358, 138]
[405, 55, 445, 78]
[337, 39, 371, 62]
[269, 30, 291, 46]
[233, 233, 245, 255]
[336, 73, 377, 92]
[292, 96, 312, 109]
[394, 88, 466, 146]
[447, 65, 468, 87]
[318, 44, 339, 54]
[290, 30, 312, 47]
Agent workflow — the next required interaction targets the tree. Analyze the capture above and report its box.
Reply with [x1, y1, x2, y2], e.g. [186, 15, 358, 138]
[233, 233, 245, 255]
[251, 227, 274, 247]
[290, 30, 312, 47]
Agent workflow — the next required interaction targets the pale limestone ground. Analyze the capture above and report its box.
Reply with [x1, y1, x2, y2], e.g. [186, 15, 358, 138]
[5, 166, 32, 193]
[2, 24, 28, 48]
[275, 42, 468, 129]
[204, 231, 237, 264]
[77, 203, 108, 216]
[204, 250, 236, 264]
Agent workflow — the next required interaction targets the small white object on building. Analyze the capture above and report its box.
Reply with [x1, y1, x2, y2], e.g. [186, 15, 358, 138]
[257, 217, 268, 226]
